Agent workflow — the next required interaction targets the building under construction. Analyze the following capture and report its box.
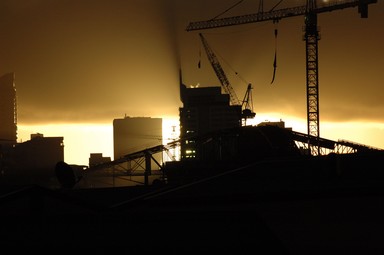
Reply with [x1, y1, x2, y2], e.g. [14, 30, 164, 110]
[82, 72, 383, 188]
[179, 81, 242, 160]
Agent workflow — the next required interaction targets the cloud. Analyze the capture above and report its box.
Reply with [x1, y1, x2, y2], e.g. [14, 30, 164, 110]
[0, 0, 383, 125]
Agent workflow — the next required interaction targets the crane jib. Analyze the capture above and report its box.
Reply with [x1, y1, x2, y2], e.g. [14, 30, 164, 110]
[186, 0, 377, 31]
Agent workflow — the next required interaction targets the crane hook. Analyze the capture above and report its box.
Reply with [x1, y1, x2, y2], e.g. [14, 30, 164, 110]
[271, 27, 278, 84]
[198, 45, 202, 68]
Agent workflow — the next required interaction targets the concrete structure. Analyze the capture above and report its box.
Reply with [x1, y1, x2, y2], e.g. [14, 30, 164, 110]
[179, 82, 242, 160]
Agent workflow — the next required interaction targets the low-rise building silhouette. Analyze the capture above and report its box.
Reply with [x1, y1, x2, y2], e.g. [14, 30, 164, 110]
[1, 133, 64, 188]
[89, 153, 111, 167]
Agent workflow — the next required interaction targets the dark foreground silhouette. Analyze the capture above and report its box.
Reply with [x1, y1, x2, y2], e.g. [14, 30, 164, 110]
[1, 151, 384, 254]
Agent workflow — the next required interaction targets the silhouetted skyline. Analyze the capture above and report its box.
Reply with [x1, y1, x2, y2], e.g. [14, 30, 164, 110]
[0, 0, 383, 164]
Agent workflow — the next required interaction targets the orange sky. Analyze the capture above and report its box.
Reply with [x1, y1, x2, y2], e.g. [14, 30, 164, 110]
[0, 0, 383, 165]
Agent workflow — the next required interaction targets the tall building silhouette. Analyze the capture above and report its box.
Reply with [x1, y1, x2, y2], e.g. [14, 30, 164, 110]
[113, 116, 163, 166]
[0, 72, 17, 146]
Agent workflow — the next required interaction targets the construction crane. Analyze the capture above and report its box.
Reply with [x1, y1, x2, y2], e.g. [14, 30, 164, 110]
[199, 33, 256, 126]
[187, 0, 377, 156]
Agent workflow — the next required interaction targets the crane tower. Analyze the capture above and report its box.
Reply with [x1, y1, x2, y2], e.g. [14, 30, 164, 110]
[186, 0, 377, 156]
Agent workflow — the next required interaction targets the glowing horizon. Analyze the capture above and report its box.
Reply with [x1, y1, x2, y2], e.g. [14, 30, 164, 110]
[17, 116, 181, 166]
[17, 113, 384, 167]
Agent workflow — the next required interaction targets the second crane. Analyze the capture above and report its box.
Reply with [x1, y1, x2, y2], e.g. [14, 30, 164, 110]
[199, 33, 256, 126]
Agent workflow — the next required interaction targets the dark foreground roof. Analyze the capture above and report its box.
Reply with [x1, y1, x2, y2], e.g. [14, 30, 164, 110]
[1, 152, 384, 254]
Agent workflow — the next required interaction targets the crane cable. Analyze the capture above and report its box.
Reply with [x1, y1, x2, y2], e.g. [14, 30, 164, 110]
[269, 0, 284, 12]
[210, 0, 284, 20]
[217, 45, 250, 85]
[197, 33, 250, 86]
[271, 21, 278, 84]
[210, 0, 245, 20]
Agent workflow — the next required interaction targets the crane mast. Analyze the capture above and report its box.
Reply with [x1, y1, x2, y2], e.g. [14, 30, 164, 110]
[187, 0, 377, 156]
[199, 33, 256, 126]
[305, 1, 321, 155]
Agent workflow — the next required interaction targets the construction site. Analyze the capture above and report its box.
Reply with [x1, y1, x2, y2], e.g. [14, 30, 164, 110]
[77, 0, 382, 188]
[1, 0, 384, 253]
